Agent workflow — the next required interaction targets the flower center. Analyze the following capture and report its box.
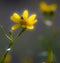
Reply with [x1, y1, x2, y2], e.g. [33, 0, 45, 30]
[20, 16, 27, 26]
[21, 16, 24, 19]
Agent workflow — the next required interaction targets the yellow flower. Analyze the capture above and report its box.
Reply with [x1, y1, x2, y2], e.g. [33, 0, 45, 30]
[4, 54, 11, 63]
[22, 56, 33, 63]
[40, 2, 57, 12]
[10, 10, 37, 30]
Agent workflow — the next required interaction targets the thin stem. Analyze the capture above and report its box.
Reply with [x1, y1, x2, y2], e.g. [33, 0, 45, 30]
[0, 28, 26, 63]
[13, 28, 26, 42]
[0, 25, 11, 40]
[46, 49, 53, 63]
[43, 13, 55, 63]
[0, 40, 13, 63]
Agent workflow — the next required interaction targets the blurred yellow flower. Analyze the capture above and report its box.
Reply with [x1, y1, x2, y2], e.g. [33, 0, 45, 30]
[4, 54, 11, 63]
[22, 56, 33, 63]
[10, 10, 37, 30]
[40, 2, 57, 12]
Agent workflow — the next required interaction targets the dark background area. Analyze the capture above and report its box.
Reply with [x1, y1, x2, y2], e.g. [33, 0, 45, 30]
[0, 0, 60, 63]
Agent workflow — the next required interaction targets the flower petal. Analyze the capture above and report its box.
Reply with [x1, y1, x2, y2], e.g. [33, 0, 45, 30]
[50, 4, 57, 11]
[23, 10, 28, 19]
[40, 2, 48, 12]
[28, 19, 37, 25]
[10, 13, 21, 23]
[33, 19, 37, 24]
[28, 14, 36, 21]
[11, 24, 20, 30]
[26, 25, 34, 30]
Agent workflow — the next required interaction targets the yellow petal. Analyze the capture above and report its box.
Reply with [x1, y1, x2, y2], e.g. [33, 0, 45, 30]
[28, 19, 37, 25]
[26, 25, 34, 30]
[50, 4, 57, 11]
[40, 2, 48, 12]
[33, 19, 37, 24]
[11, 24, 20, 30]
[10, 13, 21, 23]
[23, 10, 28, 19]
[28, 14, 36, 21]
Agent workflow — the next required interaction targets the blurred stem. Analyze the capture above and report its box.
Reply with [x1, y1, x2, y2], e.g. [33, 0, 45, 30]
[13, 28, 26, 42]
[46, 49, 53, 63]
[44, 14, 54, 63]
[0, 40, 13, 63]
[0, 25, 11, 40]
[0, 28, 26, 63]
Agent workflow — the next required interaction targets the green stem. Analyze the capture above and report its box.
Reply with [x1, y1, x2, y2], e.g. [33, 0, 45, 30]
[0, 25, 11, 40]
[0, 40, 13, 63]
[13, 28, 26, 42]
[46, 49, 53, 63]
[0, 28, 26, 63]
